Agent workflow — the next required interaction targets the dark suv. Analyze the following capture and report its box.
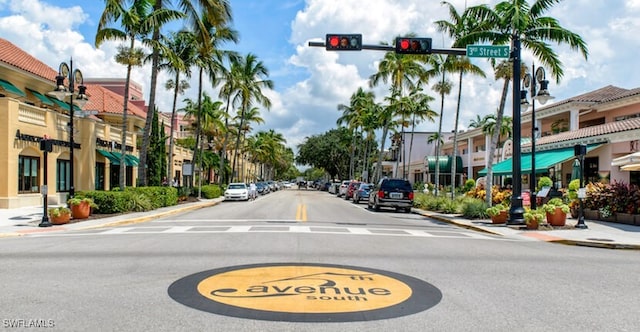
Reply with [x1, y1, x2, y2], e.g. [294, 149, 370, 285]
[368, 178, 414, 213]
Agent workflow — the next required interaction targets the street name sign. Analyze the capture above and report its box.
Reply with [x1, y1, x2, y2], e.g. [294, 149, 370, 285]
[466, 45, 510, 58]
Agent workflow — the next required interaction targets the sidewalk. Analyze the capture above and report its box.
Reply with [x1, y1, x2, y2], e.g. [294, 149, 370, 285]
[1, 200, 639, 249]
[415, 209, 640, 250]
[0, 198, 224, 238]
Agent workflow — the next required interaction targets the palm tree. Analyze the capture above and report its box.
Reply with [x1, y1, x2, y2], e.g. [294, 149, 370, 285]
[484, 60, 525, 204]
[96, 0, 155, 189]
[138, 0, 231, 186]
[337, 88, 374, 179]
[234, 106, 264, 180]
[189, 17, 238, 187]
[369, 40, 431, 181]
[159, 30, 196, 183]
[436, 1, 487, 198]
[466, 0, 589, 205]
[229, 54, 273, 182]
[430, 55, 454, 195]
[405, 84, 437, 182]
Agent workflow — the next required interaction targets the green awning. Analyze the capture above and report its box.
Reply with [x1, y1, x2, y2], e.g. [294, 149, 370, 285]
[49, 97, 81, 112]
[110, 151, 137, 167]
[97, 150, 120, 165]
[27, 88, 54, 106]
[0, 79, 26, 97]
[425, 156, 464, 173]
[125, 154, 139, 166]
[478, 145, 601, 176]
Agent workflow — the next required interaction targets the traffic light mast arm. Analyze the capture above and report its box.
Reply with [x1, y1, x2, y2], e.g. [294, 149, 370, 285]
[308, 41, 466, 55]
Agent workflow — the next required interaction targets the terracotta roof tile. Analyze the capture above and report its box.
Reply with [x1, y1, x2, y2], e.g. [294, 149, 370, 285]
[84, 84, 147, 119]
[0, 38, 57, 81]
[527, 117, 640, 148]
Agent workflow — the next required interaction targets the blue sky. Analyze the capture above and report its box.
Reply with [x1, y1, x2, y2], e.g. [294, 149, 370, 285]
[1, 0, 640, 154]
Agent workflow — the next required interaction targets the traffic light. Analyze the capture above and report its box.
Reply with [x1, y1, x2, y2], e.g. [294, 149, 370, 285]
[325, 34, 362, 51]
[395, 37, 432, 54]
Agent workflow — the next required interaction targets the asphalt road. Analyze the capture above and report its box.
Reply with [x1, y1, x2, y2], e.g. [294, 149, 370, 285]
[2, 189, 639, 331]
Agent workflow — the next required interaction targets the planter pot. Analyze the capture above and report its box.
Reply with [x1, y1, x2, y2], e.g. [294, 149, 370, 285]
[50, 213, 70, 225]
[71, 201, 91, 219]
[526, 219, 539, 230]
[491, 211, 508, 224]
[583, 209, 599, 220]
[546, 208, 567, 227]
[615, 213, 635, 225]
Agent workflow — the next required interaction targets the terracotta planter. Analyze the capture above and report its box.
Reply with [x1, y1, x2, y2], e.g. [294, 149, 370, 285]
[490, 211, 508, 224]
[526, 219, 540, 230]
[50, 213, 70, 225]
[70, 201, 91, 219]
[546, 208, 567, 226]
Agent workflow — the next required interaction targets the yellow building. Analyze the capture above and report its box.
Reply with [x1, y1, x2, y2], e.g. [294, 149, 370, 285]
[0, 38, 193, 208]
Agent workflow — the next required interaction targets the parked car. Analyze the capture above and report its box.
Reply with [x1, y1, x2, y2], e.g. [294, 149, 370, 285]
[337, 180, 351, 197]
[367, 178, 414, 213]
[344, 181, 361, 200]
[224, 183, 250, 201]
[352, 183, 373, 204]
[256, 182, 270, 194]
[328, 181, 341, 194]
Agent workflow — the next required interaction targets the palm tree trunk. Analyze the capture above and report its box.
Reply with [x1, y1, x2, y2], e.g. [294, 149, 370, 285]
[232, 106, 247, 182]
[168, 71, 181, 184]
[119, 39, 134, 190]
[191, 68, 204, 188]
[486, 78, 510, 205]
[435, 71, 446, 196]
[450, 70, 463, 199]
[219, 95, 232, 185]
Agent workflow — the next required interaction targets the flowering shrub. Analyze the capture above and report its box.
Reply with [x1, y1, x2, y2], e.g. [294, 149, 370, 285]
[466, 185, 511, 206]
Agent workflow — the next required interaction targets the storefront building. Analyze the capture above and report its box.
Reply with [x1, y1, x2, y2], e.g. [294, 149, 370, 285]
[0, 38, 194, 208]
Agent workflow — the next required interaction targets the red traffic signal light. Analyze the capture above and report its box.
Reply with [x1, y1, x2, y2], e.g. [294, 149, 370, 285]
[395, 37, 432, 54]
[326, 34, 362, 51]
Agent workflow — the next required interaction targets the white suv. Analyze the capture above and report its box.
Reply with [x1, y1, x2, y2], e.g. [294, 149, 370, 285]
[337, 180, 351, 197]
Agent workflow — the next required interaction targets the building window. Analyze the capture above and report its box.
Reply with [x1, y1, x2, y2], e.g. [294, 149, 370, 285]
[95, 162, 105, 190]
[18, 156, 40, 193]
[584, 157, 599, 184]
[414, 172, 424, 184]
[56, 159, 71, 192]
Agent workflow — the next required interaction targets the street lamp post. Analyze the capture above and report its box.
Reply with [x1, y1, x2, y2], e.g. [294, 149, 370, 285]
[508, 35, 524, 225]
[48, 59, 88, 200]
[521, 64, 554, 209]
[575, 144, 588, 229]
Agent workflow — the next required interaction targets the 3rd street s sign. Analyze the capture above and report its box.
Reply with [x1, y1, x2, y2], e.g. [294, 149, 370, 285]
[466, 45, 510, 58]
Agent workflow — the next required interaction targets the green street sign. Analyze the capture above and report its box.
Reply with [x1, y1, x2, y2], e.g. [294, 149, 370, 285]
[466, 45, 510, 58]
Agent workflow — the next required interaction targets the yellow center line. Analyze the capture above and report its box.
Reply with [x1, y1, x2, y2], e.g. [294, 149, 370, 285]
[296, 204, 307, 222]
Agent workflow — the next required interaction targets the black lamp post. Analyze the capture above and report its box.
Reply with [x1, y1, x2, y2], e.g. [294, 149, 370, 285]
[47, 59, 88, 200]
[521, 64, 554, 209]
[575, 144, 588, 229]
[38, 136, 52, 227]
[508, 35, 525, 225]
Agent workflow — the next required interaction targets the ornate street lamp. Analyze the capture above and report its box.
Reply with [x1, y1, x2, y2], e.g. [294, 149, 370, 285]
[48, 59, 88, 199]
[521, 64, 554, 209]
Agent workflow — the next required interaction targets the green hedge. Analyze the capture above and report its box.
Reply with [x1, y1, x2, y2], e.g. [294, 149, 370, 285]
[200, 184, 223, 199]
[79, 186, 179, 214]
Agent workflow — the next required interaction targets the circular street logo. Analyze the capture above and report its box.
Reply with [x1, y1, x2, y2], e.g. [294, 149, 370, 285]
[168, 263, 442, 322]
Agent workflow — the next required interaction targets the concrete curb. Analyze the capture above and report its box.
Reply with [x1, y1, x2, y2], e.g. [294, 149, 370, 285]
[78, 199, 222, 230]
[414, 208, 640, 250]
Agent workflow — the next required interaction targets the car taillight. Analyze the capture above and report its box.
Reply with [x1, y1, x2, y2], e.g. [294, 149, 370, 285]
[378, 190, 384, 198]
[408, 192, 414, 200]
